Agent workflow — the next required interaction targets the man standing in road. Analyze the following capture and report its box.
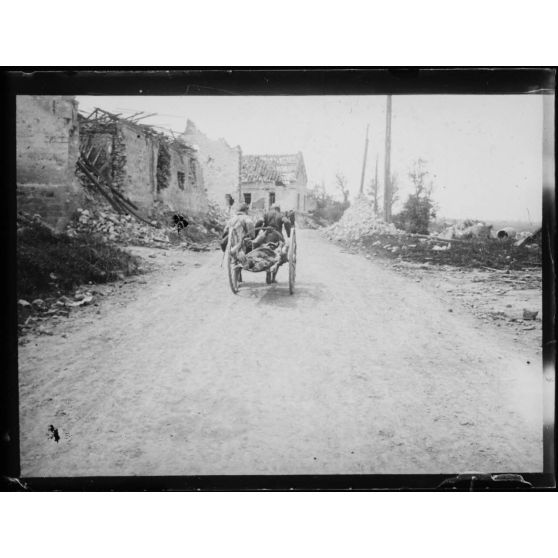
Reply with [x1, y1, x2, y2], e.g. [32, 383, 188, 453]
[220, 202, 255, 253]
[255, 204, 291, 242]
[220, 203, 256, 284]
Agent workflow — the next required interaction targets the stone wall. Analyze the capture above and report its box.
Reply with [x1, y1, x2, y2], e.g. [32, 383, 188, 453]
[156, 142, 209, 217]
[17, 99, 211, 228]
[182, 120, 240, 211]
[117, 122, 158, 206]
[16, 95, 81, 230]
[81, 119, 209, 217]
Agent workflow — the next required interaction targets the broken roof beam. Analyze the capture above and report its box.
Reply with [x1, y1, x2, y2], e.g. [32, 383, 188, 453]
[79, 108, 98, 122]
[91, 107, 124, 121]
[130, 112, 157, 123]
[80, 106, 184, 145]
[123, 111, 145, 121]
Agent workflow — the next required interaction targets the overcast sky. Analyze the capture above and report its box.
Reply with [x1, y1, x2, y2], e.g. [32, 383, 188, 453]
[76, 95, 545, 223]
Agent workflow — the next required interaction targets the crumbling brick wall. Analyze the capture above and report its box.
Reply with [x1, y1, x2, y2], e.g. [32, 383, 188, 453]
[116, 122, 158, 206]
[156, 140, 209, 217]
[16, 95, 82, 230]
[80, 117, 209, 217]
[182, 119, 240, 211]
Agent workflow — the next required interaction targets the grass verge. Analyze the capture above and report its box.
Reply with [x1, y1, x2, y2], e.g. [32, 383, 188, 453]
[17, 215, 141, 301]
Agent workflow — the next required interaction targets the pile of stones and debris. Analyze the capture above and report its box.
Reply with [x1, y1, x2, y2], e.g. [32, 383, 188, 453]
[435, 220, 493, 240]
[434, 221, 541, 247]
[66, 208, 168, 245]
[65, 199, 226, 251]
[322, 197, 541, 266]
[175, 200, 227, 251]
[324, 196, 400, 242]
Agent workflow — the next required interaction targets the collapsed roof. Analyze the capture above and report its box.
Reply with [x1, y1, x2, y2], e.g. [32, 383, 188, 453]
[241, 153, 306, 185]
[78, 107, 193, 151]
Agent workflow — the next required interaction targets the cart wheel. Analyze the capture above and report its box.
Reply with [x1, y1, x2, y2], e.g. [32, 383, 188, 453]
[288, 228, 297, 295]
[226, 243, 240, 294]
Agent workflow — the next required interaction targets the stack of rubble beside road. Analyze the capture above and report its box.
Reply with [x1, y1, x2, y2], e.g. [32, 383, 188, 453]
[321, 196, 541, 271]
[435, 220, 493, 240]
[67, 208, 169, 245]
[324, 196, 400, 242]
[65, 198, 226, 251]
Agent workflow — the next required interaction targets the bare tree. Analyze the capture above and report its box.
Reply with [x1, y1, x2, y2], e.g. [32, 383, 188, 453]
[312, 181, 327, 203]
[408, 158, 433, 198]
[335, 172, 350, 204]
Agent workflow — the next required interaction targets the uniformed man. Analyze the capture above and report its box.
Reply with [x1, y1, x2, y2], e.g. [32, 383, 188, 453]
[220, 203, 255, 253]
[254, 204, 291, 246]
[220, 203, 255, 284]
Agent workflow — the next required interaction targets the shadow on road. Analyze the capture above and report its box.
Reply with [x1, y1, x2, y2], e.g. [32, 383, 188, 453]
[256, 282, 326, 307]
[231, 276, 326, 308]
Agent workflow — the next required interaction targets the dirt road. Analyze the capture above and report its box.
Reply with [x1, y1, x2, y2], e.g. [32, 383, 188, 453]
[18, 230, 543, 476]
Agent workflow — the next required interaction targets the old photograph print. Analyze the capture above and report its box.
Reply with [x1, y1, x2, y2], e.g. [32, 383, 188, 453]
[15, 85, 552, 480]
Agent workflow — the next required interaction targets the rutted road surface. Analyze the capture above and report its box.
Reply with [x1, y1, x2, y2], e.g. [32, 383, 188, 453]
[18, 230, 543, 476]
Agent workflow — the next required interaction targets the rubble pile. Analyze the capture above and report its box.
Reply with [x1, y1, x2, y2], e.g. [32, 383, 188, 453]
[324, 196, 399, 242]
[66, 208, 170, 245]
[207, 200, 228, 227]
[65, 200, 226, 250]
[189, 200, 227, 239]
[436, 220, 493, 240]
[171, 201, 226, 251]
[515, 227, 541, 247]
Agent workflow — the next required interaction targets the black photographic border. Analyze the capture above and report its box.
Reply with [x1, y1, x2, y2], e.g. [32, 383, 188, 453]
[1, 67, 555, 491]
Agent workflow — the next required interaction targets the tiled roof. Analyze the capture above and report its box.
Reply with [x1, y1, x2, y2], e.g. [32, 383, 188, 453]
[241, 153, 304, 185]
[240, 155, 281, 184]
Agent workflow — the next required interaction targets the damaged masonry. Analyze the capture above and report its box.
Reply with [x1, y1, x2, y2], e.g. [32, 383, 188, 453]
[78, 107, 209, 218]
[17, 97, 227, 245]
[16, 96, 229, 330]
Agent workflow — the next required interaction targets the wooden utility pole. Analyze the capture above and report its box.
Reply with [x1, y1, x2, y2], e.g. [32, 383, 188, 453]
[359, 124, 370, 196]
[237, 145, 242, 210]
[383, 95, 392, 222]
[373, 153, 379, 215]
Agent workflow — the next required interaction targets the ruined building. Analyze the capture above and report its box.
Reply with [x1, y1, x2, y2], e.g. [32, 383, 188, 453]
[79, 110, 208, 217]
[240, 152, 312, 212]
[16, 98, 314, 227]
[16, 95, 82, 229]
[181, 119, 241, 212]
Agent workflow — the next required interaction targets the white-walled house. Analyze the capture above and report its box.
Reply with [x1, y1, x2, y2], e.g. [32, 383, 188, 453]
[240, 152, 312, 212]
